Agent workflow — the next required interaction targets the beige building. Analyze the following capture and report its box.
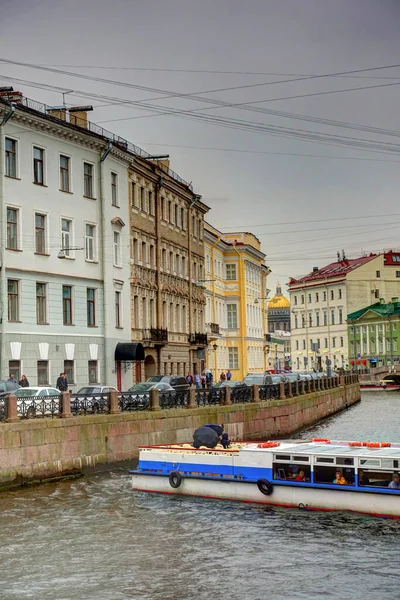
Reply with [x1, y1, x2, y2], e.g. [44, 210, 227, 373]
[129, 156, 209, 381]
[289, 251, 400, 371]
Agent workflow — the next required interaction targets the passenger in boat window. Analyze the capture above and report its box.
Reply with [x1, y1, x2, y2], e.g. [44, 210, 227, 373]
[358, 471, 370, 485]
[333, 470, 347, 485]
[388, 473, 400, 489]
[295, 470, 308, 482]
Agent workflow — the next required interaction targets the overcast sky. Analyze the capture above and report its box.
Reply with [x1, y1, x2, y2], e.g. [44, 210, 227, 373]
[1, 0, 400, 295]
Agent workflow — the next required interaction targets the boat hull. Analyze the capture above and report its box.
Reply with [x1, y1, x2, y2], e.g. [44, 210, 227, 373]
[132, 474, 400, 518]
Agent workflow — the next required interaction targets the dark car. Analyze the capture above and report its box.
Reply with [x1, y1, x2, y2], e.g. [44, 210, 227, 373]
[0, 380, 20, 397]
[145, 376, 189, 391]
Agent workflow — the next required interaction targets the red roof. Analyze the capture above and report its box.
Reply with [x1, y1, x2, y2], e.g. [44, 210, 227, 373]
[289, 254, 378, 286]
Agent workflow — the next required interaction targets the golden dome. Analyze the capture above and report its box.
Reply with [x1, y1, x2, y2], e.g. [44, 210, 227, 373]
[268, 284, 290, 309]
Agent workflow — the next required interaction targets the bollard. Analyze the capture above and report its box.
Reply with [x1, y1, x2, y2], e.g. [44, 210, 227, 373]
[288, 381, 293, 398]
[307, 379, 311, 394]
[311, 378, 316, 392]
[108, 390, 120, 415]
[150, 388, 160, 411]
[279, 381, 286, 400]
[6, 394, 19, 423]
[321, 377, 325, 390]
[224, 386, 232, 406]
[252, 384, 259, 403]
[60, 391, 72, 418]
[188, 387, 197, 409]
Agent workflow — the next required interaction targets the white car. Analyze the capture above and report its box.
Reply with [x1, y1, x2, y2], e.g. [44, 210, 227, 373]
[71, 385, 118, 413]
[13, 387, 60, 418]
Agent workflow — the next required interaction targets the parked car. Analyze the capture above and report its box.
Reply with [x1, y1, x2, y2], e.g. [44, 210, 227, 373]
[121, 382, 177, 411]
[0, 380, 20, 397]
[145, 376, 189, 391]
[127, 382, 175, 394]
[285, 373, 300, 383]
[297, 372, 313, 381]
[243, 373, 287, 386]
[13, 387, 60, 418]
[213, 380, 247, 389]
[71, 385, 118, 413]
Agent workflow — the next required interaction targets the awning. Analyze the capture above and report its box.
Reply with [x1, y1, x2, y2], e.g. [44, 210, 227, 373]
[115, 342, 145, 361]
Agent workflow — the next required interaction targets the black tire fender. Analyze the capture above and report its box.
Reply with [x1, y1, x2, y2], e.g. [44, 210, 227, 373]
[257, 478, 273, 496]
[169, 471, 182, 489]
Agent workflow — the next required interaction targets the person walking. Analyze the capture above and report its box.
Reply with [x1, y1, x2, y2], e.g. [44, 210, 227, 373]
[226, 369, 232, 381]
[220, 371, 226, 382]
[19, 375, 30, 387]
[194, 372, 201, 389]
[186, 372, 193, 386]
[56, 372, 68, 392]
[7, 374, 15, 382]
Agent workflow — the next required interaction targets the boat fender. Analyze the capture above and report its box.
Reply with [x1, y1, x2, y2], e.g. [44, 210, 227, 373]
[169, 471, 182, 488]
[257, 479, 273, 496]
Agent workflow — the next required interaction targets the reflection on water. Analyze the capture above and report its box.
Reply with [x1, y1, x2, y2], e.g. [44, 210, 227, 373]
[1, 392, 400, 600]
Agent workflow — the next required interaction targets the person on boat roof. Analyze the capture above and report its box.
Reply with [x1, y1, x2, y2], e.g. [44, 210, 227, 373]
[204, 424, 224, 437]
[221, 432, 231, 449]
[333, 471, 347, 485]
[388, 473, 400, 489]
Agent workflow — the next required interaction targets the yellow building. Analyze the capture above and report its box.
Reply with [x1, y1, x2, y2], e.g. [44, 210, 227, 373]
[203, 224, 270, 380]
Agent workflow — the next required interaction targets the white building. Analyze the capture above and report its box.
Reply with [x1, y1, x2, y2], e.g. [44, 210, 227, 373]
[289, 252, 400, 372]
[0, 91, 133, 390]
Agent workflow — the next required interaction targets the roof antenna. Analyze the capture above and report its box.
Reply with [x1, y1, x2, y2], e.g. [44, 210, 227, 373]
[342, 249, 347, 261]
[337, 251, 341, 262]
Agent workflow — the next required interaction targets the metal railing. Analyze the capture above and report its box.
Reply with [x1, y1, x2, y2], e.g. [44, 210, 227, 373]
[70, 393, 109, 415]
[119, 392, 150, 411]
[0, 401, 7, 422]
[16, 395, 60, 419]
[196, 388, 225, 407]
[188, 332, 208, 346]
[209, 323, 220, 335]
[258, 384, 280, 401]
[230, 386, 252, 403]
[159, 390, 189, 409]
[142, 328, 168, 344]
[16, 96, 193, 190]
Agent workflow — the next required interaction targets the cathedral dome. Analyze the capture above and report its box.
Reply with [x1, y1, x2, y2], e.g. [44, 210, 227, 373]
[268, 284, 290, 309]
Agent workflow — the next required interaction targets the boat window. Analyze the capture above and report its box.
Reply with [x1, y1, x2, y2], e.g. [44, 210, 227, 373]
[275, 454, 291, 461]
[381, 459, 398, 469]
[316, 457, 335, 463]
[314, 465, 355, 485]
[292, 456, 309, 462]
[273, 463, 311, 482]
[359, 459, 381, 467]
[358, 470, 398, 488]
[336, 457, 354, 466]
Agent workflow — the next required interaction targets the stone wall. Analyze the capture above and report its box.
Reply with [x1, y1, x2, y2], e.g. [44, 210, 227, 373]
[0, 383, 360, 491]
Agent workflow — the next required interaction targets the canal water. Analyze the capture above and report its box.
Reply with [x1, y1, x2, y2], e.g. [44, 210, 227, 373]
[1, 393, 400, 600]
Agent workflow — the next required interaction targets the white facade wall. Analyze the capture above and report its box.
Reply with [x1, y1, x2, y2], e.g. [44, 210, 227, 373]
[1, 114, 131, 389]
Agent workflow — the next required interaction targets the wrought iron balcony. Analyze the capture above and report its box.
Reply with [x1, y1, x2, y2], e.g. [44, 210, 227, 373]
[143, 328, 168, 344]
[210, 323, 220, 335]
[188, 332, 208, 346]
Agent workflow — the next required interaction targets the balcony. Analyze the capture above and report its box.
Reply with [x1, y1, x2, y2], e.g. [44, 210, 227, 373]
[142, 328, 168, 345]
[206, 322, 220, 340]
[189, 332, 208, 347]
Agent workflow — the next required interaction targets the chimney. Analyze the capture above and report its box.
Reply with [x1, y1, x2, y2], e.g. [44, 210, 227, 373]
[313, 266, 319, 272]
[0, 87, 23, 103]
[153, 158, 170, 171]
[46, 106, 67, 121]
[69, 105, 93, 129]
[380, 298, 385, 305]
[391, 297, 399, 304]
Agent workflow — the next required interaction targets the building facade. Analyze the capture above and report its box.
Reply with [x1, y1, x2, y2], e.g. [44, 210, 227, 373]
[129, 157, 209, 380]
[289, 252, 400, 372]
[267, 284, 290, 332]
[204, 225, 269, 380]
[0, 90, 142, 390]
[347, 297, 400, 369]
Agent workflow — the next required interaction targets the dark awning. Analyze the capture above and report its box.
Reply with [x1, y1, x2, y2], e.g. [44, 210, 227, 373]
[115, 342, 145, 362]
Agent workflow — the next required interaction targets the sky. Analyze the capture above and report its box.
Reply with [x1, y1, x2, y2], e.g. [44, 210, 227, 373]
[1, 0, 400, 297]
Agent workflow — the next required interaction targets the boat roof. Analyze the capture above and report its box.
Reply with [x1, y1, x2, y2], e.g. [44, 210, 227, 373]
[243, 440, 400, 458]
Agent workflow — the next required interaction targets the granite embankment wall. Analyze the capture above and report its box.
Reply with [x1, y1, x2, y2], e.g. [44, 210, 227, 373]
[0, 381, 360, 490]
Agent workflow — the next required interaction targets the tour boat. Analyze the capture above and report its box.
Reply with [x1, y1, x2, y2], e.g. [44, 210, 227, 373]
[379, 375, 400, 392]
[130, 439, 400, 518]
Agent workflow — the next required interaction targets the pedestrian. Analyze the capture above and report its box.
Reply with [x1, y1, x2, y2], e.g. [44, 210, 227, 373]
[205, 371, 213, 388]
[186, 372, 193, 386]
[226, 369, 232, 381]
[7, 374, 15, 382]
[220, 371, 226, 382]
[201, 373, 207, 389]
[19, 374, 30, 387]
[194, 372, 201, 389]
[56, 372, 68, 392]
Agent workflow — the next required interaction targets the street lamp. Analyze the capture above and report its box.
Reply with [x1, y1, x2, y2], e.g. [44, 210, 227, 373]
[58, 247, 84, 259]
[195, 279, 215, 287]
[254, 297, 270, 304]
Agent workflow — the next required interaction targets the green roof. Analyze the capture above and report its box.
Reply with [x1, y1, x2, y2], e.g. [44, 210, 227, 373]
[348, 300, 400, 322]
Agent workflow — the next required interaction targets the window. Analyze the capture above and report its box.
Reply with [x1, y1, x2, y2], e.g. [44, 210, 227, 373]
[324, 338, 328, 348]
[396, 272, 400, 278]
[226, 264, 237, 280]
[176, 254, 180, 275]
[387, 340, 391, 352]
[33, 147, 44, 184]
[162, 248, 166, 269]
[6, 208, 18, 250]
[294, 315, 298, 328]
[37, 361, 49, 386]
[64, 360, 75, 384]
[332, 337, 336, 348]
[149, 191, 154, 216]
[111, 172, 118, 206]
[294, 296, 297, 305]
[330, 290, 334, 300]
[227, 304, 238, 329]
[182, 256, 186, 277]
[142, 242, 147, 264]
[174, 204, 179, 226]
[394, 340, 398, 352]
[7, 280, 19, 321]
[323, 291, 327, 301]
[331, 310, 335, 325]
[61, 219, 72, 257]
[301, 295, 304, 304]
[170, 251, 174, 272]
[131, 182, 137, 207]
[36, 283, 47, 324]
[296, 340, 299, 350]
[340, 337, 344, 347]
[376, 270, 381, 278]
[302, 340, 306, 350]
[228, 347, 239, 370]
[339, 309, 343, 324]
[115, 291, 121, 327]
[308, 294, 311, 303]
[88, 360, 98, 384]
[63, 285, 72, 325]
[113, 231, 120, 265]
[301, 314, 305, 328]
[60, 155, 70, 192]
[35, 213, 46, 254]
[315, 292, 319, 302]
[87, 288, 96, 326]
[323, 311, 327, 326]
[85, 224, 96, 261]
[316, 312, 320, 326]
[309, 313, 312, 327]
[181, 207, 186, 230]
[140, 187, 146, 211]
[5, 138, 17, 177]
[84, 162, 94, 197]
[149, 244, 155, 268]
[9, 360, 20, 382]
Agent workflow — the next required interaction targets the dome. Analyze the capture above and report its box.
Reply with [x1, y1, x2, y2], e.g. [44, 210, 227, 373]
[268, 284, 290, 309]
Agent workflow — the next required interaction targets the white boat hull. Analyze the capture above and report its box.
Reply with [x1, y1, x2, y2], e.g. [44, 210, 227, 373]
[132, 474, 400, 518]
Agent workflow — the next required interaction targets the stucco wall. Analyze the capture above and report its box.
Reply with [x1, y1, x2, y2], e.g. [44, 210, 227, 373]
[0, 383, 360, 490]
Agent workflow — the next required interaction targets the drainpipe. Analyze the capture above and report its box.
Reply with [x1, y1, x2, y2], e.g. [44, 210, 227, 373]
[99, 141, 112, 384]
[210, 235, 221, 377]
[0, 101, 15, 378]
[233, 242, 246, 379]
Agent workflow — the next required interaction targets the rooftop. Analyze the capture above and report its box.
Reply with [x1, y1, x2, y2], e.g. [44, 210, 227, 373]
[289, 254, 377, 287]
[348, 298, 400, 322]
